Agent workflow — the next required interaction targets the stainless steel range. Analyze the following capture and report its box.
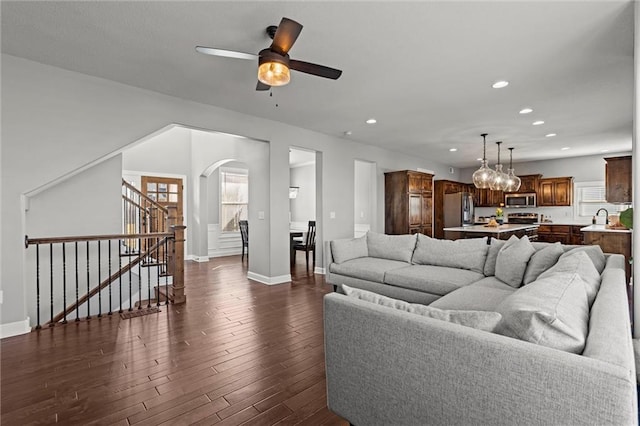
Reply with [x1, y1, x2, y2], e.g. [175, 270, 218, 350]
[507, 212, 539, 224]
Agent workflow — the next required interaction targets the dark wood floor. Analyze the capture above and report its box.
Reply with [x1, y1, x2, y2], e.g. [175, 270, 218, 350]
[1, 256, 348, 425]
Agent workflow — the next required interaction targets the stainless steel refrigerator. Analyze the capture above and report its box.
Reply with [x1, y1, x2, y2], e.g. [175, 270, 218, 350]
[443, 192, 474, 227]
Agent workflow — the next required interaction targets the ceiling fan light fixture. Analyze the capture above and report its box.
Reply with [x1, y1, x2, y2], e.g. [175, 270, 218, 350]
[258, 61, 290, 86]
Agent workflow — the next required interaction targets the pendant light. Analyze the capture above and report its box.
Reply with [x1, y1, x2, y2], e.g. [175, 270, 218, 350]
[504, 147, 522, 192]
[489, 141, 509, 191]
[472, 133, 496, 189]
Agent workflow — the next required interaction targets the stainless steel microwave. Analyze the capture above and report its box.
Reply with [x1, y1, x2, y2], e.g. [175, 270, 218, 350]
[504, 193, 537, 208]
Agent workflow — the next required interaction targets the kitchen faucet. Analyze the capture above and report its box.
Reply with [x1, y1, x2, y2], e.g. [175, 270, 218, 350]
[595, 208, 609, 224]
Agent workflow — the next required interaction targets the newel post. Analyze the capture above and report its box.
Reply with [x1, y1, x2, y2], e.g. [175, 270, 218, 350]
[167, 206, 186, 304]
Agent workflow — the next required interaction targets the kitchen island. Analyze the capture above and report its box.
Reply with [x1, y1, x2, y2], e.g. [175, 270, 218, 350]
[581, 224, 632, 281]
[443, 224, 538, 241]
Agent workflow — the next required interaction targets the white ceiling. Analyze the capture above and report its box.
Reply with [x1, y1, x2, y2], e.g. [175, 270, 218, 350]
[1, 1, 634, 169]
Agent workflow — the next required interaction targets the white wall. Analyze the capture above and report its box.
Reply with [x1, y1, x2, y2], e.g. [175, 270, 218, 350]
[2, 54, 464, 329]
[354, 160, 376, 237]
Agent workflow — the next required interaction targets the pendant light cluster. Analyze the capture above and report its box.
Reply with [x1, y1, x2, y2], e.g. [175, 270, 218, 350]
[472, 133, 521, 192]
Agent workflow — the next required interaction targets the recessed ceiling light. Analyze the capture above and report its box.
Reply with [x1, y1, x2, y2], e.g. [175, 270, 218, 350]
[519, 108, 533, 114]
[344, 131, 352, 136]
[545, 133, 556, 137]
[365, 118, 377, 124]
[601, 149, 609, 153]
[532, 120, 545, 126]
[449, 148, 457, 152]
[492, 80, 509, 89]
[561, 147, 570, 151]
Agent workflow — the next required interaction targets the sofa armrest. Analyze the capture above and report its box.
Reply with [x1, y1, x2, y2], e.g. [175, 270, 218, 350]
[324, 293, 637, 426]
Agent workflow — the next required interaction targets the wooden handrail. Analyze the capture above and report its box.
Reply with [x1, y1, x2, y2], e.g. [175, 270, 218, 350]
[25, 232, 173, 248]
[122, 179, 169, 214]
[44, 236, 170, 325]
[122, 194, 148, 212]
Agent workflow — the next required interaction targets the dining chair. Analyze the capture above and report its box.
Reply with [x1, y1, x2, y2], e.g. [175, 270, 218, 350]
[293, 220, 316, 268]
[239, 220, 249, 261]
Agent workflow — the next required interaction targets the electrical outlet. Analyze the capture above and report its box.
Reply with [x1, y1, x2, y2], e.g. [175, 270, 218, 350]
[0, 290, 3, 304]
[330, 212, 336, 219]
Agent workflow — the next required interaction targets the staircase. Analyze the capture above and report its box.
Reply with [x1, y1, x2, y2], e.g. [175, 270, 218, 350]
[24, 180, 186, 329]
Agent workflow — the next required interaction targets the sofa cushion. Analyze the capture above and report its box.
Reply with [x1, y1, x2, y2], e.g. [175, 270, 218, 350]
[330, 236, 368, 264]
[538, 250, 601, 306]
[342, 284, 502, 332]
[330, 257, 409, 283]
[523, 242, 564, 284]
[495, 235, 536, 288]
[495, 272, 590, 354]
[560, 245, 606, 274]
[411, 234, 489, 273]
[483, 238, 506, 276]
[366, 232, 416, 263]
[384, 265, 485, 296]
[430, 277, 516, 311]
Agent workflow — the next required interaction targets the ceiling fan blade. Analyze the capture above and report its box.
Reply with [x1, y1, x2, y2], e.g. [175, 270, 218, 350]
[256, 81, 271, 91]
[195, 46, 257, 60]
[289, 60, 342, 80]
[270, 17, 303, 55]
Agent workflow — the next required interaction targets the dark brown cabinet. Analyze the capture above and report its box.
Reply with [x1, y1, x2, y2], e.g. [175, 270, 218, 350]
[510, 174, 541, 194]
[538, 177, 573, 206]
[605, 156, 632, 204]
[537, 224, 584, 245]
[385, 170, 434, 236]
[474, 188, 504, 207]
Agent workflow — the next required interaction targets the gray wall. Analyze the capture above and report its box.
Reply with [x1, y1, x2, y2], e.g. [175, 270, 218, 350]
[0, 53, 497, 330]
[289, 164, 316, 223]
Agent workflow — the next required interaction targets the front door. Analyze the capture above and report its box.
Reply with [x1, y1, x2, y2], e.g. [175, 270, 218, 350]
[140, 176, 183, 265]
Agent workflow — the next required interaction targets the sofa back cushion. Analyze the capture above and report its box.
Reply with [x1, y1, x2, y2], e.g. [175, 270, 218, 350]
[412, 234, 489, 273]
[342, 284, 502, 332]
[522, 242, 564, 285]
[559, 245, 606, 274]
[366, 232, 416, 263]
[483, 238, 506, 276]
[330, 236, 368, 264]
[538, 250, 601, 306]
[494, 235, 536, 288]
[495, 272, 590, 354]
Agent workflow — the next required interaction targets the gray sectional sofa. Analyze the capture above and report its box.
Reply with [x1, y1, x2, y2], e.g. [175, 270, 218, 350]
[324, 232, 637, 425]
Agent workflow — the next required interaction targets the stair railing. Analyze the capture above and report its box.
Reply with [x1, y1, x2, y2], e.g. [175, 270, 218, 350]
[24, 207, 186, 329]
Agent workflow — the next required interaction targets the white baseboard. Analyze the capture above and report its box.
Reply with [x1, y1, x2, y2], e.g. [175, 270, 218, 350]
[1, 317, 31, 339]
[247, 271, 292, 285]
[314, 267, 326, 275]
[207, 248, 242, 258]
[188, 255, 210, 263]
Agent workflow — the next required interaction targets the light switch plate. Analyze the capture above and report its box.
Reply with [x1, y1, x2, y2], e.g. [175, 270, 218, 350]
[330, 212, 336, 219]
[258, 211, 265, 220]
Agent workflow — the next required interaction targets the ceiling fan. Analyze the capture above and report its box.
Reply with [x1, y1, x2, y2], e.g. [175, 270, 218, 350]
[196, 17, 342, 91]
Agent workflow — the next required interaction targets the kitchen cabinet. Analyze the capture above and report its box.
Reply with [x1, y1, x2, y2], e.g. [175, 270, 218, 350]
[475, 188, 504, 207]
[537, 224, 584, 245]
[538, 177, 573, 206]
[582, 228, 632, 282]
[514, 174, 541, 194]
[605, 156, 632, 204]
[385, 170, 434, 236]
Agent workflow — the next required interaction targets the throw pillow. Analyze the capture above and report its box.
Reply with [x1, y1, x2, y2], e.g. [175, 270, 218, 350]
[483, 238, 506, 276]
[330, 236, 368, 264]
[342, 284, 502, 332]
[495, 272, 590, 354]
[538, 250, 601, 306]
[522, 242, 564, 284]
[494, 235, 536, 288]
[559, 245, 606, 274]
[411, 234, 489, 273]
[366, 232, 416, 263]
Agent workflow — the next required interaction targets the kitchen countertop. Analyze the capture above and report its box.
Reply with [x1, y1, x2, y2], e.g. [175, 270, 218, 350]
[444, 224, 538, 233]
[535, 221, 591, 226]
[580, 224, 632, 234]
